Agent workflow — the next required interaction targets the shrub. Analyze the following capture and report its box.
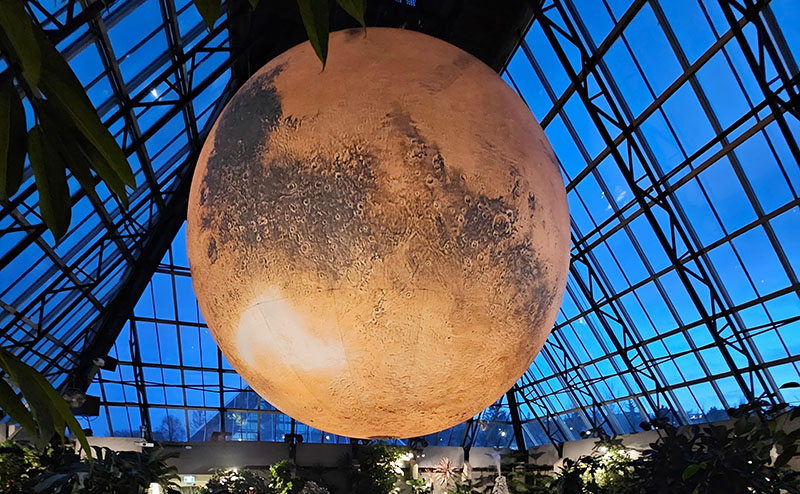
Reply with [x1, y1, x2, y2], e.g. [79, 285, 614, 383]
[202, 467, 271, 494]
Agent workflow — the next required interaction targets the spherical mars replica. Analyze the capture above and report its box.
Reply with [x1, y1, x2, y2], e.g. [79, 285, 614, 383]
[187, 28, 570, 439]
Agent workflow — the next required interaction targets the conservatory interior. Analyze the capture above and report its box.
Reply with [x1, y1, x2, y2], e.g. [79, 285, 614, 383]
[1, 0, 799, 493]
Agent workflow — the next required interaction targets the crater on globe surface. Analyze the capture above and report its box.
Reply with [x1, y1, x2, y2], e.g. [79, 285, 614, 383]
[187, 28, 570, 439]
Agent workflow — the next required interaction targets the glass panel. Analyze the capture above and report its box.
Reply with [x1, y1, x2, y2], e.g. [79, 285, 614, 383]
[2, 0, 797, 450]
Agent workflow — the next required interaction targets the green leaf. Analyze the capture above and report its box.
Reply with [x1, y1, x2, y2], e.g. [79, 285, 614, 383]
[36, 101, 102, 207]
[774, 447, 796, 468]
[77, 137, 129, 208]
[38, 99, 129, 208]
[34, 28, 135, 189]
[336, 0, 366, 26]
[28, 125, 71, 240]
[34, 473, 72, 492]
[297, 0, 330, 67]
[682, 464, 701, 480]
[734, 419, 755, 436]
[0, 0, 41, 88]
[0, 348, 56, 448]
[193, 0, 222, 30]
[0, 348, 92, 461]
[0, 79, 26, 199]
[59, 146, 99, 206]
[248, 0, 259, 9]
[0, 376, 36, 433]
[26, 364, 92, 461]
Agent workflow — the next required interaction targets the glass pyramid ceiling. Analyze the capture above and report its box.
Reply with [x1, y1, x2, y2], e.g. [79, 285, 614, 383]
[0, 0, 234, 387]
[2, 0, 800, 449]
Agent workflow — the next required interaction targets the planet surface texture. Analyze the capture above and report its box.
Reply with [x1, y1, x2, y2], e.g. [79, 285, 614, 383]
[187, 28, 570, 439]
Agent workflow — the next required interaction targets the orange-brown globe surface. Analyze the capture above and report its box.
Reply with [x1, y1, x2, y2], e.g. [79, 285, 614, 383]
[187, 28, 570, 439]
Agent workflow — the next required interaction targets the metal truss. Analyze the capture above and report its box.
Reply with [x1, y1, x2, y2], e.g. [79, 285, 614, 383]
[0, 0, 253, 386]
[501, 0, 800, 446]
[2, 0, 799, 450]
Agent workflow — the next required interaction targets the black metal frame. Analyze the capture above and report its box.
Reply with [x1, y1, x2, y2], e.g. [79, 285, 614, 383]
[2, 0, 799, 448]
[501, 0, 800, 448]
[0, 0, 248, 381]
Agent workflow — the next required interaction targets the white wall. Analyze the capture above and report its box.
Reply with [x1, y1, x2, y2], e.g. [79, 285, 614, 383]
[528, 429, 661, 469]
[87, 436, 145, 452]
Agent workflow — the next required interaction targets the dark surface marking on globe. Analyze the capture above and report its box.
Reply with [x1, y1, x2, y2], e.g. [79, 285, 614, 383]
[196, 63, 388, 278]
[510, 168, 522, 200]
[198, 78, 554, 321]
[207, 237, 218, 264]
[344, 28, 363, 39]
[453, 52, 475, 69]
[380, 110, 553, 321]
[420, 52, 476, 93]
[538, 135, 559, 167]
[198, 63, 285, 236]
[203, 144, 381, 278]
[246, 147, 381, 278]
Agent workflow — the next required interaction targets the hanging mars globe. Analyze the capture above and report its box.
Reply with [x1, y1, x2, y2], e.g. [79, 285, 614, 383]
[187, 28, 570, 439]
